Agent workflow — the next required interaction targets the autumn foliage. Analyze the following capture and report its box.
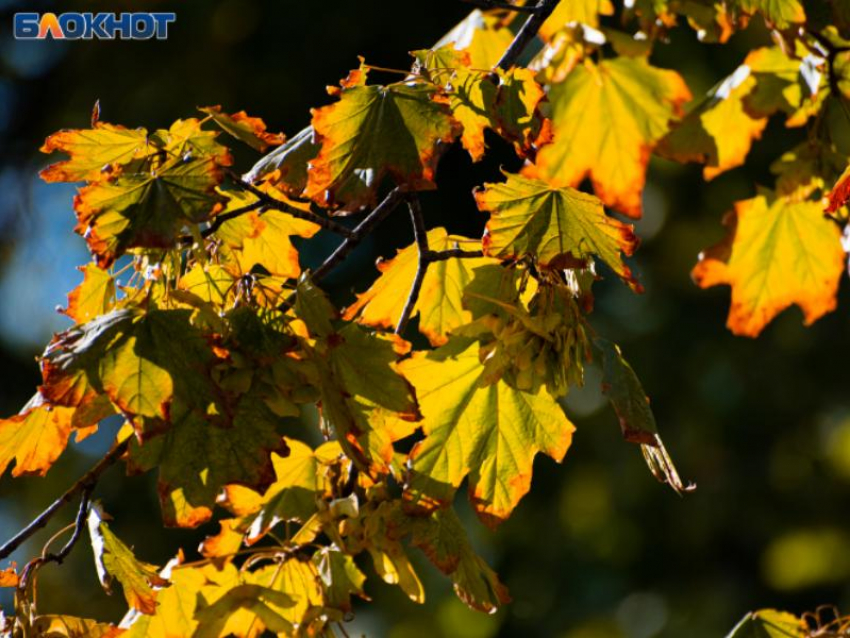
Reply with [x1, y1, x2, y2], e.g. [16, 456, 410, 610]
[3, 0, 850, 635]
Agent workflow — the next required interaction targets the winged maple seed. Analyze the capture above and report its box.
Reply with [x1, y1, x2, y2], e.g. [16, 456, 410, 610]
[6, 0, 850, 634]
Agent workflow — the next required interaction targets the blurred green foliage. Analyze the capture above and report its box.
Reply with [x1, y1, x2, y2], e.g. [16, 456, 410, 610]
[2, 1, 850, 636]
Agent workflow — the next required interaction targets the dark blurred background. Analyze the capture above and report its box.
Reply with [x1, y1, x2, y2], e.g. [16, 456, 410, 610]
[1, 1, 849, 636]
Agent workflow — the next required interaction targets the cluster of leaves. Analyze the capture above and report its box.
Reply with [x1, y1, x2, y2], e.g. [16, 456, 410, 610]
[3, 0, 850, 635]
[727, 606, 850, 637]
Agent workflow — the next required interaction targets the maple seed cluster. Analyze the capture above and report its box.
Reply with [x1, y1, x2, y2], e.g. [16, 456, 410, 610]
[475, 284, 589, 396]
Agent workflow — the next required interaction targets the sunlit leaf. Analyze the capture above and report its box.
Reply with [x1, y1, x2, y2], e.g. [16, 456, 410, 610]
[87, 503, 168, 615]
[434, 10, 515, 68]
[401, 340, 574, 527]
[658, 66, 767, 180]
[63, 264, 116, 324]
[535, 57, 691, 217]
[343, 228, 495, 345]
[476, 171, 639, 287]
[305, 72, 460, 211]
[726, 609, 805, 638]
[199, 105, 285, 152]
[40, 123, 150, 183]
[693, 189, 844, 337]
[31, 615, 122, 638]
[0, 394, 75, 478]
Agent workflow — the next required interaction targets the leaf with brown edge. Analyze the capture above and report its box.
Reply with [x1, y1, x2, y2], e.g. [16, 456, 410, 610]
[535, 57, 691, 218]
[313, 324, 420, 475]
[595, 338, 692, 494]
[400, 339, 574, 528]
[447, 67, 550, 162]
[827, 163, 850, 213]
[394, 505, 510, 613]
[694, 189, 844, 337]
[40, 123, 150, 183]
[74, 154, 225, 267]
[657, 65, 767, 180]
[63, 263, 116, 323]
[244, 126, 319, 195]
[199, 105, 285, 152]
[87, 502, 168, 615]
[0, 393, 75, 478]
[343, 228, 497, 346]
[477, 171, 640, 288]
[305, 72, 461, 212]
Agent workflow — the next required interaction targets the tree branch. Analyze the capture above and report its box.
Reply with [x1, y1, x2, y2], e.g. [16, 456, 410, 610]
[0, 439, 129, 561]
[279, 187, 406, 309]
[496, 0, 561, 70]
[428, 248, 484, 261]
[395, 196, 430, 336]
[461, 0, 543, 13]
[41, 485, 93, 567]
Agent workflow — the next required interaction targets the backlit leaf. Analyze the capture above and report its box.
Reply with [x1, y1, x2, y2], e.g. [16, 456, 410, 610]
[726, 609, 805, 638]
[31, 615, 122, 638]
[0, 394, 75, 478]
[343, 228, 496, 345]
[535, 57, 691, 217]
[244, 126, 319, 195]
[313, 548, 368, 613]
[87, 503, 167, 615]
[476, 171, 639, 286]
[305, 74, 461, 211]
[74, 154, 225, 267]
[693, 189, 844, 337]
[658, 65, 767, 180]
[434, 10, 515, 68]
[40, 123, 150, 183]
[63, 264, 116, 323]
[401, 340, 574, 527]
[199, 105, 285, 152]
[540, 0, 615, 35]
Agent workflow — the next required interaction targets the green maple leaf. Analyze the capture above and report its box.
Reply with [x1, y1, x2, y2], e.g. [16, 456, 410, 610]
[400, 340, 574, 527]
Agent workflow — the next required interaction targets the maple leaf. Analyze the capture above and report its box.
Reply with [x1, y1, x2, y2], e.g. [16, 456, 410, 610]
[0, 394, 75, 478]
[534, 57, 691, 218]
[658, 65, 767, 180]
[199, 105, 285, 152]
[595, 338, 692, 494]
[826, 163, 850, 213]
[445, 67, 549, 162]
[343, 228, 496, 345]
[476, 171, 640, 287]
[693, 189, 844, 337]
[87, 503, 168, 615]
[727, 609, 806, 638]
[743, 46, 824, 126]
[400, 340, 574, 527]
[400, 506, 511, 612]
[217, 187, 320, 279]
[305, 74, 461, 211]
[314, 548, 369, 613]
[244, 126, 319, 195]
[736, 0, 806, 28]
[31, 616, 122, 638]
[434, 9, 515, 68]
[74, 154, 225, 267]
[63, 264, 116, 324]
[40, 123, 150, 183]
[540, 0, 615, 36]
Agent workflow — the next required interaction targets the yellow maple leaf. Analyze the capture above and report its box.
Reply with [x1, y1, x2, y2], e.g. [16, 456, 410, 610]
[693, 189, 844, 337]
[534, 57, 691, 218]
[343, 228, 496, 345]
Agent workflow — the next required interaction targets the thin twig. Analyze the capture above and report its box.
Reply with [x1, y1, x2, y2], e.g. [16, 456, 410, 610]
[41, 485, 93, 566]
[461, 0, 543, 13]
[496, 0, 561, 70]
[0, 439, 129, 561]
[395, 196, 430, 336]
